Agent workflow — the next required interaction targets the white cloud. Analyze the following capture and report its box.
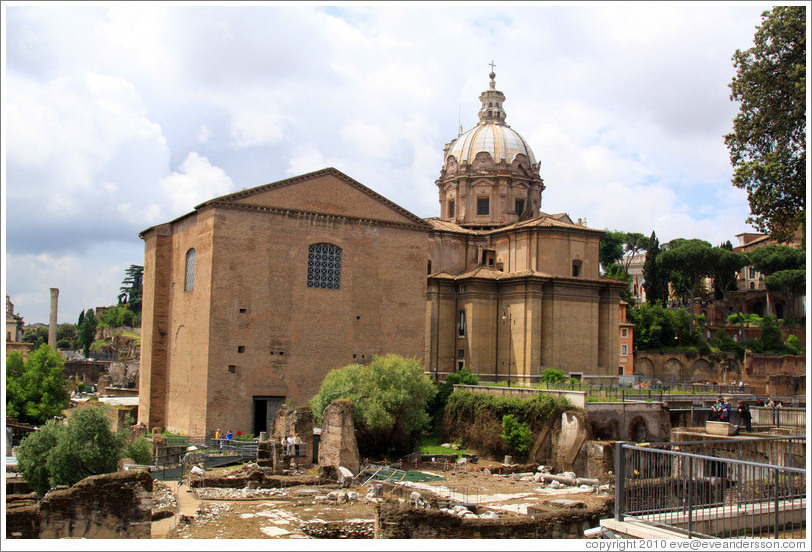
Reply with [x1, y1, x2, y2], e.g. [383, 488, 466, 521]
[4, 4, 770, 326]
[159, 152, 235, 215]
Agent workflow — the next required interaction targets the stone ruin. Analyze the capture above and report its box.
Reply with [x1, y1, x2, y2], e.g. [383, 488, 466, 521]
[317, 399, 361, 476]
[6, 470, 153, 539]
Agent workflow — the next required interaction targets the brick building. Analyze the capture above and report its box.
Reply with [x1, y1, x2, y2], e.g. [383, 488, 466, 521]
[138, 71, 623, 436]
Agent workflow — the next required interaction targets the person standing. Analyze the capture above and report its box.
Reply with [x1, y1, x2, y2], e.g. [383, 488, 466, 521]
[711, 398, 723, 421]
[215, 428, 221, 449]
[226, 429, 233, 446]
[721, 398, 732, 422]
[737, 401, 752, 432]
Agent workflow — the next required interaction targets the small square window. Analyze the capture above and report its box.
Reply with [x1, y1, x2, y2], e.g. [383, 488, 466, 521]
[239, 308, 247, 314]
[456, 360, 465, 371]
[237, 346, 245, 353]
[228, 365, 236, 374]
[279, 351, 284, 356]
[621, 328, 628, 338]
[458, 349, 464, 358]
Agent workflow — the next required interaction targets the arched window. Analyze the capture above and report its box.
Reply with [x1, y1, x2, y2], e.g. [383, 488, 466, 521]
[307, 243, 342, 289]
[185, 248, 196, 291]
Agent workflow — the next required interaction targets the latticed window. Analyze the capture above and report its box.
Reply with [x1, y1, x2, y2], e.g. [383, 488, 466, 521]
[307, 243, 342, 290]
[185, 248, 196, 291]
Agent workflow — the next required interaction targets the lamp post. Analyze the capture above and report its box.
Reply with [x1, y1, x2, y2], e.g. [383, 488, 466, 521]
[502, 306, 512, 387]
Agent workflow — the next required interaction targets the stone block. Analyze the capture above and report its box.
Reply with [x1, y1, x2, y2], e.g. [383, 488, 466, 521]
[705, 421, 738, 436]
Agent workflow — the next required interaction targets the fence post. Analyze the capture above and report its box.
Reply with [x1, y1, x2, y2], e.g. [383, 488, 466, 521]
[687, 456, 693, 538]
[773, 468, 780, 539]
[614, 442, 626, 521]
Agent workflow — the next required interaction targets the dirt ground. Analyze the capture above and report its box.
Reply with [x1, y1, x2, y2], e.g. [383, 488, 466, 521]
[152, 458, 612, 539]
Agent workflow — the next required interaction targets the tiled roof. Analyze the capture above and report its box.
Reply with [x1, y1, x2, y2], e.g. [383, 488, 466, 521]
[424, 213, 601, 236]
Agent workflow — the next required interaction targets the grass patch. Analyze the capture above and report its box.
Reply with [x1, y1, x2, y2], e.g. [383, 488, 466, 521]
[419, 429, 471, 456]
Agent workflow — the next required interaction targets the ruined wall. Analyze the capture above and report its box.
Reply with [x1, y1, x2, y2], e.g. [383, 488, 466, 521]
[317, 399, 360, 474]
[5, 470, 153, 539]
[374, 501, 610, 539]
[634, 351, 739, 383]
[585, 402, 671, 442]
[744, 354, 806, 396]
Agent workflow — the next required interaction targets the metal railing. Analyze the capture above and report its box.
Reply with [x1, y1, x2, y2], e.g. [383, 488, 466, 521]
[671, 407, 806, 432]
[6, 423, 37, 447]
[615, 439, 806, 538]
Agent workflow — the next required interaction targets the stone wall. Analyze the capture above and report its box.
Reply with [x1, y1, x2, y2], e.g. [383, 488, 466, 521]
[374, 501, 611, 539]
[273, 404, 315, 466]
[585, 402, 671, 442]
[317, 399, 360, 475]
[634, 351, 739, 383]
[454, 384, 587, 409]
[63, 359, 109, 385]
[6, 470, 153, 539]
[744, 354, 806, 396]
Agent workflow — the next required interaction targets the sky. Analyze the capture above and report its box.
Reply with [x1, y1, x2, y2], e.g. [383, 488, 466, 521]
[2, 2, 778, 326]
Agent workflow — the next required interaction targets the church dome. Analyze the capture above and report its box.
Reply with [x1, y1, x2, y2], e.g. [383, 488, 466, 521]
[444, 69, 536, 167]
[446, 122, 536, 166]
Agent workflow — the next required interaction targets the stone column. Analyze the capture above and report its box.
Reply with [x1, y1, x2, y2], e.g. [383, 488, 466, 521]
[49, 288, 59, 350]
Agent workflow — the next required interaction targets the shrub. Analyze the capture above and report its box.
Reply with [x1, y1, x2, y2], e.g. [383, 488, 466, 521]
[6, 345, 70, 425]
[124, 436, 154, 465]
[786, 335, 805, 355]
[443, 390, 570, 456]
[501, 414, 533, 457]
[540, 368, 565, 384]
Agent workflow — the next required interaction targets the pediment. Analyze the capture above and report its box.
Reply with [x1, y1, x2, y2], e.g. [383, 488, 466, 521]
[198, 168, 427, 228]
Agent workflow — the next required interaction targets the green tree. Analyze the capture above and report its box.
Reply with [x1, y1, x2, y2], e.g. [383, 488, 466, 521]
[5, 345, 70, 425]
[628, 304, 699, 350]
[77, 308, 98, 356]
[605, 262, 634, 304]
[16, 404, 126, 496]
[621, 232, 650, 274]
[56, 323, 78, 350]
[599, 230, 626, 273]
[22, 325, 49, 349]
[429, 368, 479, 425]
[709, 247, 748, 305]
[747, 244, 804, 275]
[765, 269, 806, 323]
[658, 239, 715, 306]
[119, 264, 144, 316]
[310, 354, 437, 457]
[725, 6, 806, 242]
[643, 231, 668, 305]
[99, 305, 135, 328]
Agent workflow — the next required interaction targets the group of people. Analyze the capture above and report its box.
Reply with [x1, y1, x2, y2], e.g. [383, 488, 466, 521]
[214, 429, 233, 448]
[710, 397, 752, 431]
[285, 433, 303, 457]
[760, 397, 783, 408]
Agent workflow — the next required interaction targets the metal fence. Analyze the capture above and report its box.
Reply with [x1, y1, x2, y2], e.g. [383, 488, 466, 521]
[671, 407, 806, 432]
[615, 438, 806, 538]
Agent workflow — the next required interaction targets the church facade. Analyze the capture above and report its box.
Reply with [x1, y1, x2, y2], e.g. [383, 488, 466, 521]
[138, 71, 624, 436]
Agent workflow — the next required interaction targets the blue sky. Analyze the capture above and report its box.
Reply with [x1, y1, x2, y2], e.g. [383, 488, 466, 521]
[3, 2, 774, 325]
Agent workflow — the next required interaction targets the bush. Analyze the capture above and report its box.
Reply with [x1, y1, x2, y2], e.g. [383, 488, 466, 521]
[785, 334, 805, 355]
[444, 390, 570, 457]
[540, 368, 565, 384]
[124, 436, 154, 465]
[17, 404, 125, 495]
[501, 414, 533, 457]
[310, 354, 437, 458]
[429, 368, 479, 426]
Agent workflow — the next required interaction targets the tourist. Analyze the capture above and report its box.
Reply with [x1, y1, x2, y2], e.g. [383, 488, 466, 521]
[737, 401, 752, 432]
[721, 398, 732, 422]
[215, 428, 221, 449]
[711, 397, 723, 421]
[293, 433, 303, 457]
[286, 434, 295, 455]
[765, 397, 775, 408]
[225, 429, 233, 446]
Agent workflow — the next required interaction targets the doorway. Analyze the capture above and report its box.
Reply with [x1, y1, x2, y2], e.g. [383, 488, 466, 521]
[253, 396, 285, 436]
